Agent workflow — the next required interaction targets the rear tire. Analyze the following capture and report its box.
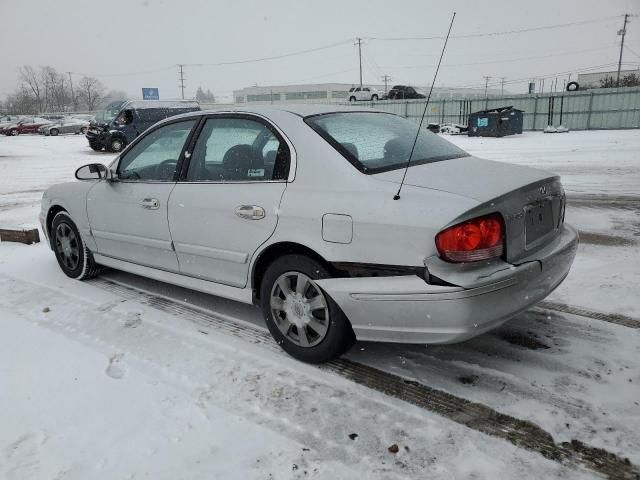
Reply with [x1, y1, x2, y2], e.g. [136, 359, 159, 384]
[260, 254, 355, 363]
[371, 94, 378, 102]
[51, 211, 101, 280]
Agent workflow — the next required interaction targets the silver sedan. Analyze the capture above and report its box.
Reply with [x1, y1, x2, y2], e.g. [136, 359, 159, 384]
[40, 105, 578, 363]
[41, 118, 89, 136]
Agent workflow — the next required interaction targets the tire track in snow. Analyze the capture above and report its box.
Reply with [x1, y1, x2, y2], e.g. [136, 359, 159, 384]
[2, 274, 578, 480]
[87, 277, 639, 479]
[538, 302, 640, 329]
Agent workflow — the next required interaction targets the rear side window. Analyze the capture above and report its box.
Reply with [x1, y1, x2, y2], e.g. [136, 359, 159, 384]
[305, 112, 469, 174]
[186, 117, 290, 182]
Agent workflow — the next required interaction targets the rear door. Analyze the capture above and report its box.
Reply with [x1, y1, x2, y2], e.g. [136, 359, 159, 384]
[86, 118, 198, 271]
[168, 114, 291, 288]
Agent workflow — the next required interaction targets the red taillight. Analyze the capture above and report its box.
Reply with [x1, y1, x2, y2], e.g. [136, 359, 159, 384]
[436, 213, 505, 262]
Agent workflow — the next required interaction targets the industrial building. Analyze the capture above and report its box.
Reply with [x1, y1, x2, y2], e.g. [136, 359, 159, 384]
[577, 68, 640, 88]
[232, 83, 503, 104]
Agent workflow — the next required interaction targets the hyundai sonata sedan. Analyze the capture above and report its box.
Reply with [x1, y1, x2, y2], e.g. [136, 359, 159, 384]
[40, 105, 578, 363]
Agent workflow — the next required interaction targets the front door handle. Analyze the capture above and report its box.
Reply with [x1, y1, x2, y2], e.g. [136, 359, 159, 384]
[140, 198, 160, 210]
[235, 205, 265, 220]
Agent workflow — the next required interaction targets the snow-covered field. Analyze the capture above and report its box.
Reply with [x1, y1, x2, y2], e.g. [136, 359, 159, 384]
[1, 130, 639, 479]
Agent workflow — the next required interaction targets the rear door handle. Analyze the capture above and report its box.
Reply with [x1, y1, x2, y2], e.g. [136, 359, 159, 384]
[140, 198, 160, 210]
[235, 205, 265, 220]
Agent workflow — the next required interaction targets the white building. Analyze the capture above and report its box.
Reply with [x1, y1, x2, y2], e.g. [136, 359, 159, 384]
[577, 68, 640, 89]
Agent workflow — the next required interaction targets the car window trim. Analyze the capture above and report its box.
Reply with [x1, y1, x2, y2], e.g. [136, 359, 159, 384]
[115, 117, 200, 184]
[177, 112, 296, 184]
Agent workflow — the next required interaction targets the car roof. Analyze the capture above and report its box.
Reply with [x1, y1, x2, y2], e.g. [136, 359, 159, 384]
[206, 104, 385, 118]
[153, 104, 391, 127]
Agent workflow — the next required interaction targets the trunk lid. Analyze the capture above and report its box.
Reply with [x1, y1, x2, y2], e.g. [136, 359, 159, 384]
[373, 156, 566, 263]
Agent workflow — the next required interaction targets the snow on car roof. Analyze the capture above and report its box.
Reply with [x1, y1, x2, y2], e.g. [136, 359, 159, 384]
[123, 100, 200, 110]
[199, 104, 386, 118]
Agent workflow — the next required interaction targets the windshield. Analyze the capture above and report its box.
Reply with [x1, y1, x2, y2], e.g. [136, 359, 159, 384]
[94, 101, 125, 123]
[305, 112, 469, 174]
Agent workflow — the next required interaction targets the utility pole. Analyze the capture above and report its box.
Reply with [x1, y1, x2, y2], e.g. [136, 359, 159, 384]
[483, 76, 490, 97]
[178, 64, 186, 99]
[355, 38, 363, 88]
[616, 14, 630, 87]
[67, 72, 76, 111]
[381, 74, 391, 93]
[500, 77, 506, 96]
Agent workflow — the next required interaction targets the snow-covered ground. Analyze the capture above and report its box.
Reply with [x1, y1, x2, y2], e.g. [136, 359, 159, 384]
[1, 131, 639, 479]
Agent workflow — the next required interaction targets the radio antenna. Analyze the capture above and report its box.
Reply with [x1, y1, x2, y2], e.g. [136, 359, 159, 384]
[394, 12, 456, 200]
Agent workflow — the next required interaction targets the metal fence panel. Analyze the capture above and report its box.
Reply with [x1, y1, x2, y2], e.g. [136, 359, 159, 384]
[367, 87, 640, 131]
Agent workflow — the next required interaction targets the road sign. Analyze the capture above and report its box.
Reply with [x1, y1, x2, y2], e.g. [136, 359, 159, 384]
[142, 88, 159, 100]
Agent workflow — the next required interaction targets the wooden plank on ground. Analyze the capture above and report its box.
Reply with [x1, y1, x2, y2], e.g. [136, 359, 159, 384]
[0, 228, 40, 245]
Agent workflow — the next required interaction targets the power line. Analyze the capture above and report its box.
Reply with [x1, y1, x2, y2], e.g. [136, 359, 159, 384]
[185, 39, 352, 67]
[625, 45, 640, 60]
[378, 45, 617, 70]
[365, 15, 621, 41]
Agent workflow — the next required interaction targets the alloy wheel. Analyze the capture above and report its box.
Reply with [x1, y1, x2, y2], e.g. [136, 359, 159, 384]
[55, 222, 80, 270]
[270, 271, 330, 347]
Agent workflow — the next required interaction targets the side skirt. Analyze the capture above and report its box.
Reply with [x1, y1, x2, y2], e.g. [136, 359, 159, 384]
[93, 253, 253, 305]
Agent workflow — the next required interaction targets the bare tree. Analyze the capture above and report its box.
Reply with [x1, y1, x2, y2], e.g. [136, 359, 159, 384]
[18, 66, 45, 112]
[77, 76, 105, 111]
[41, 66, 68, 111]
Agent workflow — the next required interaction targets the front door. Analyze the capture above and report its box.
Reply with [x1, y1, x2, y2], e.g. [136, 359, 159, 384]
[87, 119, 197, 271]
[168, 115, 291, 288]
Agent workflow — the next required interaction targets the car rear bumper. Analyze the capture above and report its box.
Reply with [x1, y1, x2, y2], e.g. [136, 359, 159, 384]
[315, 224, 578, 344]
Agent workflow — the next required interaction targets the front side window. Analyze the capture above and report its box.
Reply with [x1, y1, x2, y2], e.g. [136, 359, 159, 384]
[186, 117, 290, 182]
[305, 112, 469, 174]
[117, 119, 196, 181]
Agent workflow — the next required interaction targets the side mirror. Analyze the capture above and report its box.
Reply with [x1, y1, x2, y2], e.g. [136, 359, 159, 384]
[75, 163, 108, 181]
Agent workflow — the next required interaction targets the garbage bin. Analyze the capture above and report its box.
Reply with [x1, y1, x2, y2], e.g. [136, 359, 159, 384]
[468, 106, 524, 137]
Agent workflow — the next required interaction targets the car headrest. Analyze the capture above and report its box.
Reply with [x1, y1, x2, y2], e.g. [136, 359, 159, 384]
[341, 142, 359, 160]
[222, 145, 264, 180]
[383, 138, 410, 163]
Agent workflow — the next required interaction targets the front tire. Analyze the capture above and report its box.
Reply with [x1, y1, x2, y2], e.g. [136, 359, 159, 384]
[349, 96, 356, 103]
[260, 254, 355, 363]
[50, 128, 59, 136]
[51, 211, 101, 280]
[9, 129, 18, 136]
[109, 137, 126, 152]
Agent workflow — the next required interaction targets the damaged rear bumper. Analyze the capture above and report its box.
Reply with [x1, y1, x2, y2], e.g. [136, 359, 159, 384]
[315, 224, 578, 344]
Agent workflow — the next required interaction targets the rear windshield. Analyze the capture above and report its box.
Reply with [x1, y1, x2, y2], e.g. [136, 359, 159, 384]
[305, 112, 469, 174]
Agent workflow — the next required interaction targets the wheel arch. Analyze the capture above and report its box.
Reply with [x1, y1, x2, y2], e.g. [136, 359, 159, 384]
[46, 205, 68, 248]
[251, 241, 336, 301]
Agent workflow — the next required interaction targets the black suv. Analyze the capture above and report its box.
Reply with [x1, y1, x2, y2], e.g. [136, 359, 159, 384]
[386, 85, 426, 100]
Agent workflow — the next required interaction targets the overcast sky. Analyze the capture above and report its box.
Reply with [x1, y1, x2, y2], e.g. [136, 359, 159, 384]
[1, 0, 638, 102]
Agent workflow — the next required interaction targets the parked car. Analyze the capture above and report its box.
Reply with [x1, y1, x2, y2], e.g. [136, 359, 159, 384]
[347, 87, 381, 102]
[1, 117, 51, 136]
[40, 118, 90, 136]
[86, 100, 200, 152]
[386, 85, 426, 100]
[40, 105, 577, 363]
